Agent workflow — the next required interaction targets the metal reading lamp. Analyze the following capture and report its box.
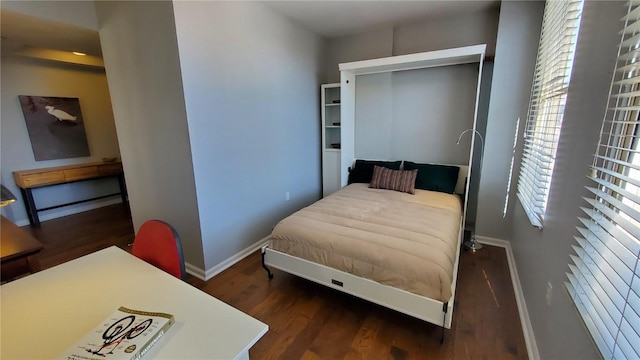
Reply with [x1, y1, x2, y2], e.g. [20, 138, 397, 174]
[456, 128, 484, 252]
[1, 184, 17, 208]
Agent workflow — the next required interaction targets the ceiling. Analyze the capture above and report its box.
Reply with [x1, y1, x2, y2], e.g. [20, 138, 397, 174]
[265, 1, 499, 38]
[0, 1, 499, 57]
[0, 9, 102, 56]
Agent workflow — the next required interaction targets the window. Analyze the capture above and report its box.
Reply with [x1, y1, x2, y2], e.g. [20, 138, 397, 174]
[504, 117, 520, 217]
[565, 2, 640, 359]
[517, 0, 584, 228]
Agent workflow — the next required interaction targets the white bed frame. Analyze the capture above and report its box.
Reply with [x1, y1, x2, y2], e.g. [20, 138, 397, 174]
[263, 229, 461, 327]
[263, 166, 467, 329]
[263, 46, 485, 333]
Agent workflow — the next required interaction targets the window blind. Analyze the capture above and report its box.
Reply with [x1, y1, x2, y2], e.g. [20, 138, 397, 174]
[566, 2, 640, 359]
[517, 0, 584, 228]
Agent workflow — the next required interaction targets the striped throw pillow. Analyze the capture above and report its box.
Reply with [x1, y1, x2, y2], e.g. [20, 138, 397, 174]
[369, 165, 417, 194]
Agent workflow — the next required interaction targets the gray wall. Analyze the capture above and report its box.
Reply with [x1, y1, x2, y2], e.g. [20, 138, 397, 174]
[324, 26, 394, 84]
[324, 8, 499, 83]
[393, 8, 499, 57]
[475, 1, 543, 240]
[354, 64, 477, 165]
[469, 61, 493, 226]
[0, 56, 121, 225]
[171, 1, 324, 269]
[95, 1, 205, 269]
[509, 2, 624, 359]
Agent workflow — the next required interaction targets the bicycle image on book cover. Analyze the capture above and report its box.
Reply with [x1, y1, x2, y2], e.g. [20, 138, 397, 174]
[59, 307, 174, 360]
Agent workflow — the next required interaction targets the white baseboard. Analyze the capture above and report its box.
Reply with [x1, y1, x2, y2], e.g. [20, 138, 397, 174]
[475, 235, 540, 360]
[184, 263, 207, 280]
[12, 198, 123, 227]
[185, 237, 270, 281]
[474, 235, 510, 248]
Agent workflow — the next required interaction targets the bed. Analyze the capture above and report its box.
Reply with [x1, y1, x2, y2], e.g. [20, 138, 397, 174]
[263, 47, 485, 336]
[261, 162, 468, 334]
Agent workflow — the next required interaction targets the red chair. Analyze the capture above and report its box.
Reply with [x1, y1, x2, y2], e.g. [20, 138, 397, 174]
[132, 220, 186, 280]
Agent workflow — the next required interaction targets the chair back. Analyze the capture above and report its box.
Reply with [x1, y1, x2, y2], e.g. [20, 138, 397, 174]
[132, 220, 186, 280]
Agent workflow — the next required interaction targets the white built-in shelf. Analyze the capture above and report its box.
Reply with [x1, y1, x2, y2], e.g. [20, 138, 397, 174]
[322, 83, 341, 197]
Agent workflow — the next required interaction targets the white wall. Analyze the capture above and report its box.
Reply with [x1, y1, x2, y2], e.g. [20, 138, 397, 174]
[354, 64, 477, 165]
[171, 1, 324, 270]
[475, 2, 544, 240]
[0, 56, 121, 225]
[95, 1, 205, 269]
[509, 2, 624, 358]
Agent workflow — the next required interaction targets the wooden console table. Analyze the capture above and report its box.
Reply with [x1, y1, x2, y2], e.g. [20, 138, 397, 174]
[1, 215, 44, 282]
[13, 160, 127, 227]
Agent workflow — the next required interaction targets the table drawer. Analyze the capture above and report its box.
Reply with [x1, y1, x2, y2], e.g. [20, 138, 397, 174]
[98, 163, 123, 175]
[19, 171, 65, 188]
[64, 167, 99, 181]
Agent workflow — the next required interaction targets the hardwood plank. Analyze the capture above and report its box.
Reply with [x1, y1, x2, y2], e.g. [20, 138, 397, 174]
[21, 203, 134, 269]
[275, 297, 335, 360]
[346, 314, 386, 360]
[251, 284, 326, 360]
[29, 205, 529, 360]
[307, 300, 364, 359]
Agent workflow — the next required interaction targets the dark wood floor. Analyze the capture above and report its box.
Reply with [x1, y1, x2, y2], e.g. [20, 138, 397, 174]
[22, 204, 135, 269]
[22, 204, 528, 359]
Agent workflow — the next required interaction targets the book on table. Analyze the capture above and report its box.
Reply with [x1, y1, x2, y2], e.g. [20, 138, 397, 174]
[58, 306, 174, 360]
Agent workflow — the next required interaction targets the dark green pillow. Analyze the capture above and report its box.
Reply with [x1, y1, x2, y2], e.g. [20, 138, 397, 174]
[348, 160, 402, 184]
[403, 161, 459, 194]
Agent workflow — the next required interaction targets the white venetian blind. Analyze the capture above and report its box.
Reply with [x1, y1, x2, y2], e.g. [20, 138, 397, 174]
[566, 2, 640, 359]
[517, 0, 584, 228]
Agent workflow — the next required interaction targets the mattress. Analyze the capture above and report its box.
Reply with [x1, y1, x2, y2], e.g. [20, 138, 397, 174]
[268, 183, 462, 302]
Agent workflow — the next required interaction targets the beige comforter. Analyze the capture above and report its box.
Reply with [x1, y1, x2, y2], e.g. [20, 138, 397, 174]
[269, 183, 462, 302]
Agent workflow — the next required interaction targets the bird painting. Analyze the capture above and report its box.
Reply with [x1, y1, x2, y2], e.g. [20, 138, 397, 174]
[45, 105, 77, 122]
[18, 95, 90, 161]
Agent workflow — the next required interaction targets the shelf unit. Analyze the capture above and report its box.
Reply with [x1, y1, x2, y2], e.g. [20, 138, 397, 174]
[321, 83, 341, 197]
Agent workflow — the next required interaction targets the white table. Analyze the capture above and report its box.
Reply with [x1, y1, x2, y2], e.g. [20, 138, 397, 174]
[0, 246, 268, 359]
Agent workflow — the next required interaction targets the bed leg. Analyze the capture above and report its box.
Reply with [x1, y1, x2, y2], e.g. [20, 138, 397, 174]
[261, 247, 274, 280]
[441, 302, 448, 344]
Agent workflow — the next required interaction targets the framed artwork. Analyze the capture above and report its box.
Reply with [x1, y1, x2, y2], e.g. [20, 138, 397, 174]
[18, 95, 90, 161]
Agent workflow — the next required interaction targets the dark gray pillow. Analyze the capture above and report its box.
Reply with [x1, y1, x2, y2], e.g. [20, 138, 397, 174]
[403, 161, 459, 194]
[348, 159, 402, 184]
